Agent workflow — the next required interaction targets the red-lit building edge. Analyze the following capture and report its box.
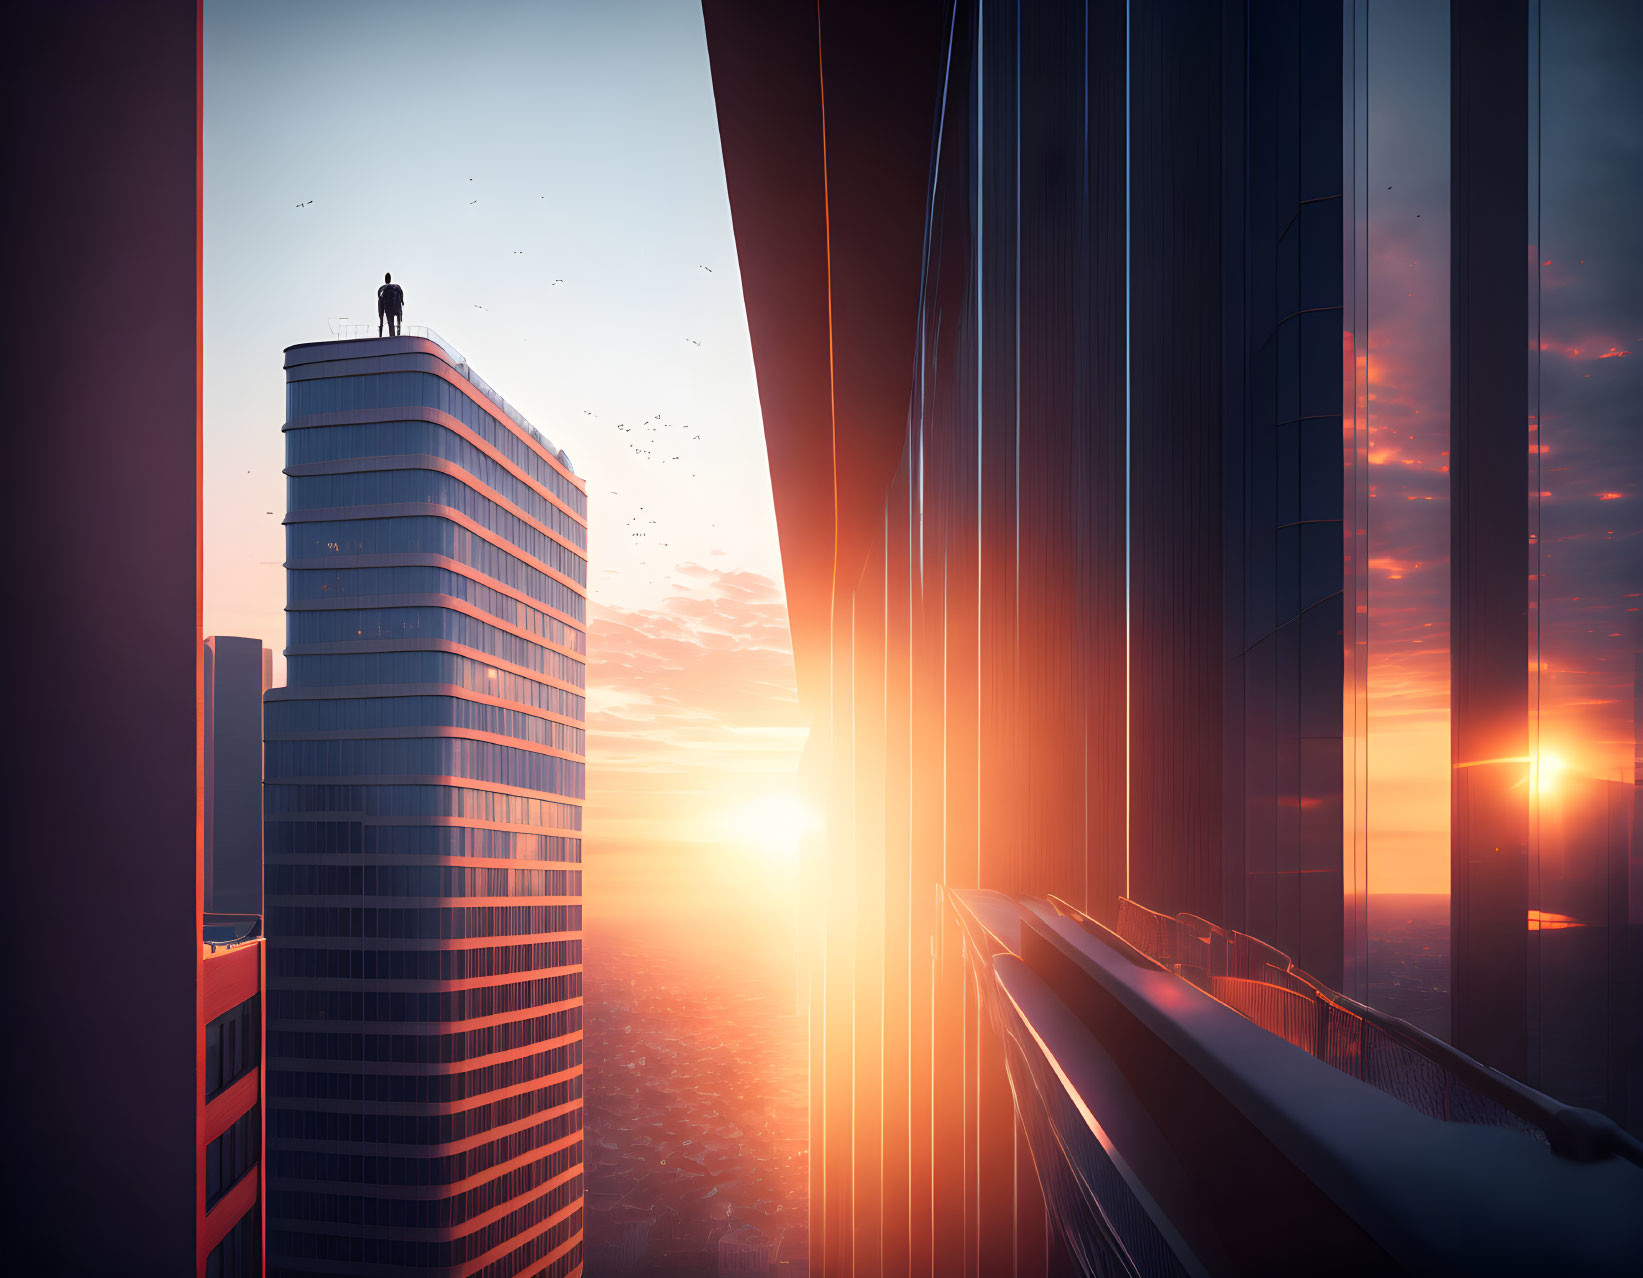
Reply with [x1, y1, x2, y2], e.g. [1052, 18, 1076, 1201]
[199, 935, 265, 1277]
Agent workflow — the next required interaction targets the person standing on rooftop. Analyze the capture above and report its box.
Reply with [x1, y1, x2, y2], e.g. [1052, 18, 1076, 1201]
[376, 272, 404, 336]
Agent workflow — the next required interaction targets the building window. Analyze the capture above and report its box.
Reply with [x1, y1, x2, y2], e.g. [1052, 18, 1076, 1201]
[206, 1105, 261, 1210]
[205, 1200, 260, 1278]
[205, 996, 260, 1101]
[205, 1195, 259, 1274]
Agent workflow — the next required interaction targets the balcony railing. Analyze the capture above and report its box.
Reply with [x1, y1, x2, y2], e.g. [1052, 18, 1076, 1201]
[1101, 895, 1643, 1166]
[202, 912, 262, 955]
[948, 888, 1643, 1276]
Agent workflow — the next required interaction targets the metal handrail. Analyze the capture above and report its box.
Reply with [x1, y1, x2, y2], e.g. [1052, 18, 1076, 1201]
[1045, 894, 1643, 1168]
[202, 912, 263, 954]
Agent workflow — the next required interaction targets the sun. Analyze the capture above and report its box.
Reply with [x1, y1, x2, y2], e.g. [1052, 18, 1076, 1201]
[1534, 750, 1566, 799]
[727, 791, 821, 865]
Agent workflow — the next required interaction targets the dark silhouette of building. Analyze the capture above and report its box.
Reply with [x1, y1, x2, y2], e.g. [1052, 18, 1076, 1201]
[206, 636, 272, 915]
[704, 0, 1642, 1273]
[0, 3, 270, 1274]
[264, 330, 587, 1277]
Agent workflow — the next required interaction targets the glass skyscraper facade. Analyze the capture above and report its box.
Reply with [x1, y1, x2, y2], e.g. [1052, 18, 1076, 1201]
[706, 0, 1641, 1273]
[265, 335, 587, 1277]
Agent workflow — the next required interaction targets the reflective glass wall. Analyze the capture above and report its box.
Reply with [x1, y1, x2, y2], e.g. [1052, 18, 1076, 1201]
[1526, 0, 1641, 1124]
[1345, 0, 1642, 1131]
[1346, 0, 1454, 1032]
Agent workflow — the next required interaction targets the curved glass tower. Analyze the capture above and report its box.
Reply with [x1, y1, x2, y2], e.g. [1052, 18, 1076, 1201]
[266, 333, 587, 1277]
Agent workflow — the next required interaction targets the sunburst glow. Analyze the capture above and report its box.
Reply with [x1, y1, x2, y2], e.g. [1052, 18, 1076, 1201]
[1534, 750, 1567, 799]
[727, 792, 822, 865]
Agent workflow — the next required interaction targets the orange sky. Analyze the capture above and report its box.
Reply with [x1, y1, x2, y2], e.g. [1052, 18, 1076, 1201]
[1360, 57, 1454, 897]
[583, 564, 810, 930]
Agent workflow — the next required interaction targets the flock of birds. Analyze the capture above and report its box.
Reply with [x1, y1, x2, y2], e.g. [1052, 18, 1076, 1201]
[604, 412, 703, 478]
[596, 414, 717, 584]
[287, 181, 733, 592]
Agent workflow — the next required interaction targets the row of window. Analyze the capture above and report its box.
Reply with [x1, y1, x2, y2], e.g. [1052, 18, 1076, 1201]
[268, 1040, 581, 1105]
[288, 517, 585, 622]
[268, 972, 581, 1027]
[269, 938, 580, 984]
[286, 370, 587, 518]
[270, 1170, 581, 1235]
[267, 863, 580, 901]
[268, 902, 581, 941]
[268, 694, 585, 754]
[290, 469, 586, 585]
[266, 737, 585, 798]
[287, 418, 586, 546]
[206, 1104, 260, 1210]
[269, 1005, 580, 1069]
[267, 819, 582, 863]
[271, 1204, 581, 1278]
[206, 995, 259, 1101]
[288, 605, 586, 689]
[290, 565, 586, 653]
[531, 1237, 583, 1278]
[288, 650, 585, 721]
[462, 1211, 581, 1278]
[279, 1077, 588, 1143]
[519, 1237, 582, 1278]
[475, 1204, 578, 1278]
[205, 1201, 260, 1278]
[268, 1115, 581, 1188]
[266, 783, 582, 831]
[272, 1079, 578, 1147]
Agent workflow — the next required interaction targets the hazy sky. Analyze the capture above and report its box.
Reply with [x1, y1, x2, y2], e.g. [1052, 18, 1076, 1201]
[204, 0, 808, 923]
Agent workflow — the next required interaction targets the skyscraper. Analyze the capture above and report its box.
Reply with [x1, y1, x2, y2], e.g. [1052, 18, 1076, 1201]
[704, 1, 1642, 1273]
[206, 635, 273, 915]
[265, 331, 588, 1277]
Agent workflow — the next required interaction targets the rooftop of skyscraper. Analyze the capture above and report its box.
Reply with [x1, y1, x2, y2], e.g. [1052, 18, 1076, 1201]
[286, 325, 578, 474]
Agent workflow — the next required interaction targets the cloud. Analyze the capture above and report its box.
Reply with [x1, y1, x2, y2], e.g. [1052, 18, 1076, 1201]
[582, 565, 808, 908]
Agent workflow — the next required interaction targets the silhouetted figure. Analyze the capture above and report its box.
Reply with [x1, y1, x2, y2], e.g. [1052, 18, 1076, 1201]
[377, 272, 404, 336]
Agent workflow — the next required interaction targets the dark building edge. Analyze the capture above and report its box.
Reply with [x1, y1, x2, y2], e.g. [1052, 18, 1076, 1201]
[0, 0, 203, 1271]
[705, 0, 1348, 1272]
[1448, 0, 1532, 1081]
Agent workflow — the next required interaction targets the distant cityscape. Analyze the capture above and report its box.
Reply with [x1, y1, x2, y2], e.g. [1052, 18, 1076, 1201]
[585, 926, 808, 1276]
[1368, 894, 1451, 1042]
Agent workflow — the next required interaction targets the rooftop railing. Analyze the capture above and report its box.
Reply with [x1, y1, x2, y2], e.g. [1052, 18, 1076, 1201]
[202, 912, 263, 955]
[320, 322, 576, 474]
[1095, 895, 1643, 1167]
[951, 888, 1643, 1275]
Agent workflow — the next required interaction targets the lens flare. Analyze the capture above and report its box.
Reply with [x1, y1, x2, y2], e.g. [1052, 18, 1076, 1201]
[727, 792, 821, 865]
[1534, 751, 1566, 798]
